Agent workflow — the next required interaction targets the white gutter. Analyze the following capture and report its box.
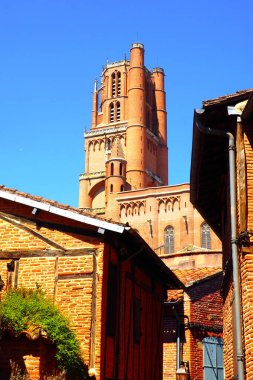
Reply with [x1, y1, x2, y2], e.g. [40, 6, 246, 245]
[0, 190, 125, 234]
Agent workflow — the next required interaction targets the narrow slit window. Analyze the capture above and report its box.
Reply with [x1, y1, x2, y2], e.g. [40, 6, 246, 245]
[110, 103, 114, 122]
[117, 72, 121, 96]
[112, 73, 116, 97]
[201, 222, 211, 249]
[110, 163, 114, 175]
[165, 226, 174, 254]
[119, 162, 123, 176]
[106, 139, 111, 150]
[116, 102, 120, 121]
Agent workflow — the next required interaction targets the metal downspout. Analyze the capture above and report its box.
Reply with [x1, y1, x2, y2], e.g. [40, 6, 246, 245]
[195, 113, 244, 380]
[164, 300, 183, 370]
[172, 306, 181, 369]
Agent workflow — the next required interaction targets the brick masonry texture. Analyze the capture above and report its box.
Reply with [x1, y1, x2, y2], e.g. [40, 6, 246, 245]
[163, 272, 223, 380]
[0, 211, 103, 379]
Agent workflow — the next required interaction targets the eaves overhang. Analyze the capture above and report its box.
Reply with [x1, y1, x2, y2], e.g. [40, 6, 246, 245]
[190, 110, 229, 238]
[0, 189, 125, 234]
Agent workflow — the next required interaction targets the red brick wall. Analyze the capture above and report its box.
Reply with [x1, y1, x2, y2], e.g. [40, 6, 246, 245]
[188, 275, 223, 380]
[163, 275, 223, 380]
[0, 334, 61, 380]
[0, 212, 104, 379]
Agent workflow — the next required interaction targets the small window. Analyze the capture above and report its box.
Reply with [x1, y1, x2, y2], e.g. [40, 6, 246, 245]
[116, 102, 120, 121]
[201, 222, 211, 249]
[112, 73, 116, 97]
[203, 337, 224, 380]
[165, 226, 174, 254]
[117, 72, 121, 96]
[110, 184, 113, 193]
[120, 185, 124, 192]
[109, 103, 114, 122]
[106, 139, 111, 150]
[119, 163, 123, 176]
[110, 163, 114, 176]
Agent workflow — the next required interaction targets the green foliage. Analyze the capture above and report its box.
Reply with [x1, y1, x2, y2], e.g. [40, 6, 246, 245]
[0, 287, 86, 378]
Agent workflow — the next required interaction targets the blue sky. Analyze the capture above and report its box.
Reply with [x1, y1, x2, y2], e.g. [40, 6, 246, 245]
[0, 0, 252, 206]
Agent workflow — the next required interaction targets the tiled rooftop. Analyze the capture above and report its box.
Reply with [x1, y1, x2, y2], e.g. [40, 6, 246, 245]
[172, 267, 222, 287]
[167, 289, 184, 302]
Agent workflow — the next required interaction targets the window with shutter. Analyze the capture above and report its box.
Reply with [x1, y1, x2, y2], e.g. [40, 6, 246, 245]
[203, 337, 224, 380]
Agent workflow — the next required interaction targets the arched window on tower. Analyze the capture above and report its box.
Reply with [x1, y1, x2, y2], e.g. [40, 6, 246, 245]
[106, 139, 111, 151]
[201, 222, 211, 249]
[116, 102, 120, 121]
[109, 103, 114, 123]
[112, 73, 116, 97]
[119, 162, 123, 176]
[165, 226, 174, 254]
[117, 72, 121, 96]
[110, 163, 114, 176]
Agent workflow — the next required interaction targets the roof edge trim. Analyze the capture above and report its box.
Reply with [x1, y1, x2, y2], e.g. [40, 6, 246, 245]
[0, 190, 125, 234]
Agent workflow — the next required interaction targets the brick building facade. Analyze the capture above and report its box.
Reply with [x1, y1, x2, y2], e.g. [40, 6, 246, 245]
[78, 43, 221, 256]
[191, 89, 253, 380]
[164, 268, 223, 380]
[0, 43, 226, 380]
[0, 186, 180, 379]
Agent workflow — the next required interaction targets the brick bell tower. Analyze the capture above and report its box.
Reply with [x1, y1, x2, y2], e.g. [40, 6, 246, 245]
[79, 43, 168, 219]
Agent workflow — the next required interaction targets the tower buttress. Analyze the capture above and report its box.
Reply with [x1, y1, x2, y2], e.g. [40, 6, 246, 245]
[152, 68, 168, 185]
[126, 43, 146, 190]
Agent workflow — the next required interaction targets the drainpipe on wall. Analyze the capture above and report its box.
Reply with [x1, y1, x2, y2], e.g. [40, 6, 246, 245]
[173, 306, 181, 370]
[195, 110, 244, 380]
[164, 300, 183, 370]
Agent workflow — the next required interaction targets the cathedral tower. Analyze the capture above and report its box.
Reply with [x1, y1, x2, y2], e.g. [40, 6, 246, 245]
[79, 43, 168, 220]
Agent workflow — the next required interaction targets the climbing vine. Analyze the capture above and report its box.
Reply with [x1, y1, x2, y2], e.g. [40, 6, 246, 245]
[0, 287, 87, 378]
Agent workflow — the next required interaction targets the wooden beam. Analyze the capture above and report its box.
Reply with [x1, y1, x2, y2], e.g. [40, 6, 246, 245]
[0, 248, 97, 259]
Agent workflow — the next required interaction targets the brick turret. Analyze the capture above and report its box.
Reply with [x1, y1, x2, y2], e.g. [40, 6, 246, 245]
[79, 43, 169, 218]
[105, 138, 126, 218]
[152, 68, 168, 184]
[126, 43, 146, 190]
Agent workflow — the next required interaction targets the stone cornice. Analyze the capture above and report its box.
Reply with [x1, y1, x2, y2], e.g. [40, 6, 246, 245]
[79, 171, 105, 180]
[85, 125, 127, 138]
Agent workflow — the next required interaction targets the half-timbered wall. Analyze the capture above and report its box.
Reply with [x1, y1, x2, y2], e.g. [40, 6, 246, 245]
[0, 212, 104, 379]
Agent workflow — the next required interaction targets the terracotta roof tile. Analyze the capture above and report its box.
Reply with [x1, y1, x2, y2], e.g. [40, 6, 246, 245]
[166, 289, 184, 302]
[0, 185, 125, 226]
[172, 267, 222, 287]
